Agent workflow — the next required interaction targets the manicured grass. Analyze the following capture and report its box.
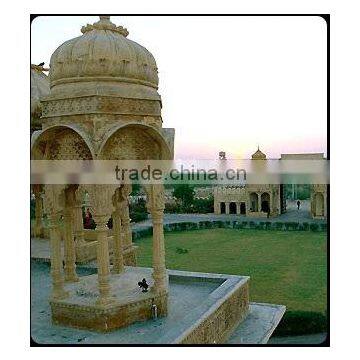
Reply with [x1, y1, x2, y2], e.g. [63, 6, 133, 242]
[135, 228, 327, 313]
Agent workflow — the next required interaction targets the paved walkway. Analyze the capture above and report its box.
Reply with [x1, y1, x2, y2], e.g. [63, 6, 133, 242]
[134, 200, 325, 231]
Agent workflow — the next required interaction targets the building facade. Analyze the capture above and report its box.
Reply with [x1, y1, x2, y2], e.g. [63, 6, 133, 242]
[214, 149, 327, 219]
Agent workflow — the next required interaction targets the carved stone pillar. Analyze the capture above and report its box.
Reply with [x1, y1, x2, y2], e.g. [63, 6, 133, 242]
[73, 194, 85, 247]
[63, 208, 78, 282]
[112, 207, 124, 274]
[119, 183, 133, 250]
[258, 193, 262, 212]
[236, 202, 240, 215]
[88, 185, 116, 306]
[94, 214, 114, 306]
[48, 214, 68, 300]
[121, 203, 132, 249]
[34, 190, 43, 237]
[146, 184, 167, 294]
[225, 202, 230, 215]
[214, 201, 220, 215]
[44, 185, 68, 300]
[151, 209, 167, 293]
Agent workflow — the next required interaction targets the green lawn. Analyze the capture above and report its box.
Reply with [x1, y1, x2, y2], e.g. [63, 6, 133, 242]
[135, 228, 327, 314]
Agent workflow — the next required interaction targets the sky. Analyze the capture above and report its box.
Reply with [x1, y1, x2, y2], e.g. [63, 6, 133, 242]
[31, 15, 327, 160]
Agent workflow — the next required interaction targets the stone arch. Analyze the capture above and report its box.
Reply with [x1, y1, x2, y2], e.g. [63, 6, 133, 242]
[31, 125, 95, 160]
[261, 192, 270, 213]
[314, 192, 324, 217]
[229, 202, 237, 214]
[98, 123, 171, 160]
[249, 192, 258, 212]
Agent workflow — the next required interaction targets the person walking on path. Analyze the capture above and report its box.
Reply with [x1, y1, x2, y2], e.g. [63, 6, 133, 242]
[297, 200, 301, 210]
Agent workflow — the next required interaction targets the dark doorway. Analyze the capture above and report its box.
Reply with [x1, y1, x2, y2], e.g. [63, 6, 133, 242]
[261, 192, 270, 213]
[249, 192, 258, 212]
[229, 202, 237, 214]
[240, 202, 246, 215]
[261, 201, 269, 213]
[220, 202, 226, 214]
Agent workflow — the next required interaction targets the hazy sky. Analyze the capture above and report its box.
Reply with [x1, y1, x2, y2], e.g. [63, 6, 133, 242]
[31, 15, 327, 159]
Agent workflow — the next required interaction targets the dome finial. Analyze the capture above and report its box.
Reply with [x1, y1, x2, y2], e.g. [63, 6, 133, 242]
[100, 15, 110, 20]
[81, 16, 129, 37]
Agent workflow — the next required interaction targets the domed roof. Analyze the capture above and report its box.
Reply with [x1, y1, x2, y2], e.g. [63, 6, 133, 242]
[251, 146, 266, 160]
[31, 64, 50, 118]
[49, 16, 159, 97]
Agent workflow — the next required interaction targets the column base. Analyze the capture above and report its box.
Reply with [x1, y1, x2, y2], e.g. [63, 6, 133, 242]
[51, 288, 69, 301]
[50, 267, 168, 332]
[111, 264, 124, 274]
[65, 274, 79, 283]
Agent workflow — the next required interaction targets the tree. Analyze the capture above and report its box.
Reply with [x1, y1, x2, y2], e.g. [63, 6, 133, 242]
[130, 183, 141, 196]
[172, 184, 195, 207]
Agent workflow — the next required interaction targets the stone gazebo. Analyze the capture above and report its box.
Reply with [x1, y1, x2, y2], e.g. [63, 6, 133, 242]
[31, 64, 50, 238]
[31, 16, 174, 331]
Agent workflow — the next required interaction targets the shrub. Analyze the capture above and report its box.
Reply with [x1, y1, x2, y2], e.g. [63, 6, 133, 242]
[130, 198, 148, 223]
[285, 222, 299, 231]
[256, 222, 265, 230]
[275, 222, 284, 231]
[223, 221, 232, 228]
[201, 221, 213, 229]
[310, 223, 319, 232]
[273, 311, 327, 337]
[302, 222, 310, 231]
[212, 220, 223, 228]
[265, 221, 272, 230]
[164, 202, 182, 214]
[131, 211, 148, 223]
[192, 197, 214, 213]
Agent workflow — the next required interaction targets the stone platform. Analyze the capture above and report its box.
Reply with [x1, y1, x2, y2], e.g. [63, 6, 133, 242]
[32, 261, 284, 344]
[51, 267, 168, 332]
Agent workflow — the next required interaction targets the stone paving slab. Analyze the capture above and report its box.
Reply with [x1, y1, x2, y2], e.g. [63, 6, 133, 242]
[227, 303, 286, 344]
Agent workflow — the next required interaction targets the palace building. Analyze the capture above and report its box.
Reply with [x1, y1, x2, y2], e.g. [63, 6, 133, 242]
[214, 149, 327, 219]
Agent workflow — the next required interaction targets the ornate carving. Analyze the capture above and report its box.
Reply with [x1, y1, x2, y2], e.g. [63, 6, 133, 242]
[41, 96, 161, 118]
[34, 127, 92, 160]
[86, 185, 117, 223]
[43, 185, 66, 215]
[101, 126, 161, 160]
[145, 184, 165, 213]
